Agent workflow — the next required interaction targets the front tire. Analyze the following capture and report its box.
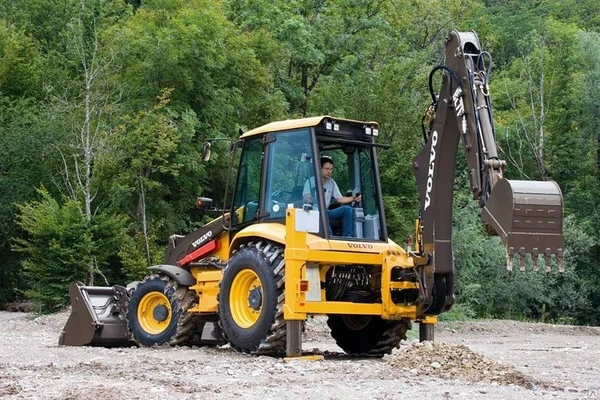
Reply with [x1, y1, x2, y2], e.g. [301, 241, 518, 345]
[128, 275, 197, 346]
[219, 241, 286, 354]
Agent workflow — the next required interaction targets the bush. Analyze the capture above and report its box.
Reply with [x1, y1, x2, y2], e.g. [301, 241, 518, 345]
[13, 187, 126, 313]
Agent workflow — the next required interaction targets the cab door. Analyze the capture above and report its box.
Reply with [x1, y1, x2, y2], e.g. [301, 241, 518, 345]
[230, 137, 263, 226]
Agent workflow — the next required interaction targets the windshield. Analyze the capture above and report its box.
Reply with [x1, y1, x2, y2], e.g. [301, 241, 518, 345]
[264, 129, 316, 218]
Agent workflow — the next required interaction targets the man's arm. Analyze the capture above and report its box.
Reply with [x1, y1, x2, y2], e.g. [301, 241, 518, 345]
[336, 194, 361, 204]
[332, 180, 361, 204]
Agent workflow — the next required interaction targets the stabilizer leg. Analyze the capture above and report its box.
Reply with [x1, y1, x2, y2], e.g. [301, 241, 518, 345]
[286, 320, 303, 357]
[419, 322, 435, 342]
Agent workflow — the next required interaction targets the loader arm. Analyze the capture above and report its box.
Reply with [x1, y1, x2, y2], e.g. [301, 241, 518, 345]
[412, 30, 564, 316]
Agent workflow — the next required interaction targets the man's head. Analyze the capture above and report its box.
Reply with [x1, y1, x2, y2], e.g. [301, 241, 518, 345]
[320, 156, 334, 180]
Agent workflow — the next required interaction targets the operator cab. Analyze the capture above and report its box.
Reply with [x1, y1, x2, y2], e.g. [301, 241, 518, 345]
[228, 116, 388, 241]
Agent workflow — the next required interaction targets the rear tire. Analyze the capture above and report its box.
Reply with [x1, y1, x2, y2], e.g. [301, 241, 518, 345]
[128, 275, 197, 346]
[219, 241, 286, 354]
[327, 314, 410, 356]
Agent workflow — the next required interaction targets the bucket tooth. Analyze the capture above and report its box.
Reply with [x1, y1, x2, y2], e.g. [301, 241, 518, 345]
[506, 246, 515, 271]
[518, 247, 526, 271]
[544, 248, 552, 273]
[557, 248, 564, 272]
[531, 248, 539, 272]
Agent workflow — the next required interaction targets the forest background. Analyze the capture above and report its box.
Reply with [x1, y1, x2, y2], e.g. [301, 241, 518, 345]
[0, 0, 598, 325]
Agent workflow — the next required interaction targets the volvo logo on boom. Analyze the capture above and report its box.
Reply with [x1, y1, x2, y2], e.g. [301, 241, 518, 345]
[192, 231, 212, 248]
[424, 130, 439, 210]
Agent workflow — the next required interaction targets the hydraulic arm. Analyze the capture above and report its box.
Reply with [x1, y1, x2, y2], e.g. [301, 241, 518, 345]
[412, 30, 564, 315]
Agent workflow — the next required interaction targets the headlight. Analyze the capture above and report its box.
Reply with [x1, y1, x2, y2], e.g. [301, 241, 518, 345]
[364, 124, 378, 136]
[325, 119, 340, 131]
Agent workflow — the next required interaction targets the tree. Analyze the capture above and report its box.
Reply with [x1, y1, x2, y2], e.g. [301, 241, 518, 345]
[0, 21, 61, 305]
[106, 0, 285, 207]
[226, 0, 390, 116]
[13, 187, 125, 312]
[0, 20, 45, 99]
[103, 89, 202, 279]
[0, 0, 77, 53]
[46, 0, 130, 284]
[0, 97, 56, 305]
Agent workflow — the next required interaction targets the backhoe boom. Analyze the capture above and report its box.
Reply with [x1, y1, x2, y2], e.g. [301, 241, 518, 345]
[412, 30, 564, 316]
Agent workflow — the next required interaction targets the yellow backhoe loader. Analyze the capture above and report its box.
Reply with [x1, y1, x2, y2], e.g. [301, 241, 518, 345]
[59, 30, 564, 357]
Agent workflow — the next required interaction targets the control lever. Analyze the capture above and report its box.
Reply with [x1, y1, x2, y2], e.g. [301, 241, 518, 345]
[352, 191, 361, 207]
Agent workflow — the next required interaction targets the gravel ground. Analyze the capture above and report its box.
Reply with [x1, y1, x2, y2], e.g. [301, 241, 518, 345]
[0, 311, 598, 399]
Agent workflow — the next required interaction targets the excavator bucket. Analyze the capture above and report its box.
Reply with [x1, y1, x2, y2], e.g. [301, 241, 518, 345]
[58, 282, 134, 347]
[481, 179, 564, 272]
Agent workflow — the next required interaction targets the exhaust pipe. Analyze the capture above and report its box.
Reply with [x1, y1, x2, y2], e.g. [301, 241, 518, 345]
[481, 179, 564, 271]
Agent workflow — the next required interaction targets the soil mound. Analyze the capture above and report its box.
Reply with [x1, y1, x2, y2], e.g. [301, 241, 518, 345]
[385, 341, 551, 389]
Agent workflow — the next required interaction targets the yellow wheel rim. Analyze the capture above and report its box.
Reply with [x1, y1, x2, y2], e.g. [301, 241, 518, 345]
[137, 291, 172, 334]
[230, 268, 263, 328]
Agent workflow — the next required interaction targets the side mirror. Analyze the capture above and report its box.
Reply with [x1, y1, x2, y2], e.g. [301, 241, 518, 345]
[196, 197, 213, 210]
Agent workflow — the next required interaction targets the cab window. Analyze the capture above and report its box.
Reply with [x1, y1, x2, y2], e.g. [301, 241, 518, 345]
[231, 137, 263, 224]
[263, 129, 315, 219]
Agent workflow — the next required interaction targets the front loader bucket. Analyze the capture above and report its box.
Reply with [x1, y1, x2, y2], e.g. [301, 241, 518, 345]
[58, 282, 134, 347]
[481, 179, 564, 271]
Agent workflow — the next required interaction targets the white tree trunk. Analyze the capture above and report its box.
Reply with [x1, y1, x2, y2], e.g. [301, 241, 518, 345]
[55, 0, 120, 284]
[501, 40, 552, 181]
[139, 179, 152, 268]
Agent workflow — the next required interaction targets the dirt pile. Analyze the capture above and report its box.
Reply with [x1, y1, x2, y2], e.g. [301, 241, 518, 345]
[385, 341, 550, 389]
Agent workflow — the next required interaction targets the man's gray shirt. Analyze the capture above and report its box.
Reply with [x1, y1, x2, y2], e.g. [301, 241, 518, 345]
[303, 177, 342, 208]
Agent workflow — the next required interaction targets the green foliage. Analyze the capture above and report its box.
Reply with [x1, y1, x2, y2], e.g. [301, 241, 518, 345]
[118, 231, 166, 281]
[0, 0, 77, 52]
[0, 21, 45, 99]
[226, 0, 395, 117]
[109, 0, 284, 125]
[103, 89, 203, 236]
[13, 187, 126, 312]
[103, 0, 286, 211]
[88, 210, 129, 286]
[438, 303, 476, 322]
[14, 188, 92, 312]
[0, 95, 59, 305]
[452, 194, 599, 324]
[382, 195, 418, 245]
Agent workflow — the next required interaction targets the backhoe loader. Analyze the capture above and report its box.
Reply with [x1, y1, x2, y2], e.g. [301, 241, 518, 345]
[59, 30, 564, 356]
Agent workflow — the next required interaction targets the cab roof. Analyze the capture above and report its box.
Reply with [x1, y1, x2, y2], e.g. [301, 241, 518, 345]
[240, 115, 379, 139]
